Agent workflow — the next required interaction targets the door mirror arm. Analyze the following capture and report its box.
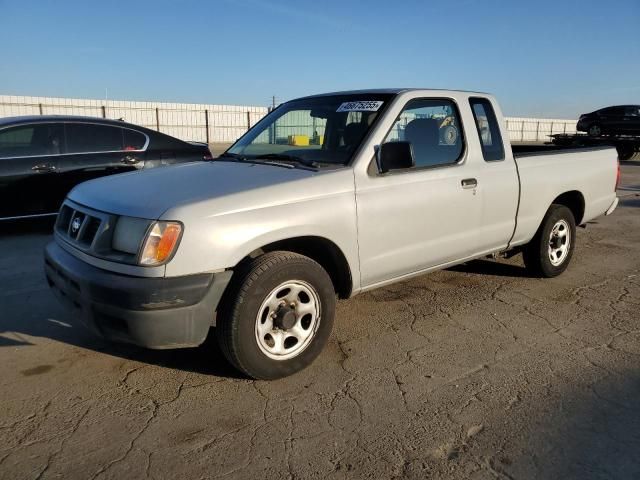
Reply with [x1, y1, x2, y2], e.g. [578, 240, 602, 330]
[374, 145, 382, 173]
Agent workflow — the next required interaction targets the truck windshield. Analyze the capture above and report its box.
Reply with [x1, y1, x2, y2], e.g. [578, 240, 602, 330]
[225, 94, 394, 166]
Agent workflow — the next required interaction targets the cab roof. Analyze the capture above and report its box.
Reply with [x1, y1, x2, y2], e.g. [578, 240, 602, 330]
[295, 88, 490, 100]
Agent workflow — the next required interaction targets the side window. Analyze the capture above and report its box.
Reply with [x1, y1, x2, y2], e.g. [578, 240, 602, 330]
[65, 124, 123, 153]
[382, 98, 464, 168]
[601, 107, 624, 116]
[469, 98, 505, 162]
[123, 129, 147, 151]
[625, 106, 640, 117]
[0, 123, 64, 158]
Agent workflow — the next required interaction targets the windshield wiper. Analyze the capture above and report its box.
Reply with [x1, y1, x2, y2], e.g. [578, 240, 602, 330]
[216, 152, 297, 169]
[217, 152, 319, 171]
[217, 152, 247, 161]
[253, 153, 318, 169]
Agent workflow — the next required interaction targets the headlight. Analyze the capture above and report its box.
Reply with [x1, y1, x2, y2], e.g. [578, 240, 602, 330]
[113, 216, 151, 254]
[139, 221, 183, 266]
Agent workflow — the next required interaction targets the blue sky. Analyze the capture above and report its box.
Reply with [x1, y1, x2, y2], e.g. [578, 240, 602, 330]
[1, 0, 638, 118]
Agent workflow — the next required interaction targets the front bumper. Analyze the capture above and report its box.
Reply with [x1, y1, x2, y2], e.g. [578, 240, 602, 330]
[44, 241, 232, 349]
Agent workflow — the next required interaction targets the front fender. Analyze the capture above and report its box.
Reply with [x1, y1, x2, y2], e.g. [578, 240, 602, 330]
[163, 191, 361, 291]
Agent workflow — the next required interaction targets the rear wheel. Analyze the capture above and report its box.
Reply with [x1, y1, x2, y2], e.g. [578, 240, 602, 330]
[588, 124, 602, 136]
[216, 251, 336, 380]
[523, 204, 576, 278]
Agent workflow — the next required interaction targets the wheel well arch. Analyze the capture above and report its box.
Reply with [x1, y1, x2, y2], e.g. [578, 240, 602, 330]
[551, 190, 585, 225]
[244, 236, 353, 299]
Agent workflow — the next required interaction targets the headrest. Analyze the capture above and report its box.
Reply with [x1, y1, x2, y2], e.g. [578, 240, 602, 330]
[405, 118, 439, 144]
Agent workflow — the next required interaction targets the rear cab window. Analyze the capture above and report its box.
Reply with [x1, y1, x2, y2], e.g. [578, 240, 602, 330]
[469, 98, 505, 162]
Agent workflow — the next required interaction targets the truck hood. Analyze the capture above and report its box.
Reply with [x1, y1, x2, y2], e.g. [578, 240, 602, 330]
[68, 160, 344, 220]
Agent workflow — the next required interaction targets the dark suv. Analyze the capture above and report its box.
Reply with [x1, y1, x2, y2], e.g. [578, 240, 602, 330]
[0, 116, 211, 220]
[577, 105, 640, 137]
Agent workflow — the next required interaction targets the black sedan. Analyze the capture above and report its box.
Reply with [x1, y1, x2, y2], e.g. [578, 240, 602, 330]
[0, 116, 212, 220]
[577, 105, 640, 137]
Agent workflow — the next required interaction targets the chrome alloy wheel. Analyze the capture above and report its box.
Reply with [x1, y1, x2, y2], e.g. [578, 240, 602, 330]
[548, 219, 571, 266]
[588, 124, 602, 136]
[255, 280, 321, 360]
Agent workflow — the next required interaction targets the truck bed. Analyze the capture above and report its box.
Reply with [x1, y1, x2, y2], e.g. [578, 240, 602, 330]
[511, 144, 611, 157]
[510, 145, 618, 247]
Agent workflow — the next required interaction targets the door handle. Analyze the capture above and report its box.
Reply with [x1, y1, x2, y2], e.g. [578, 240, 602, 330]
[122, 155, 140, 165]
[31, 164, 56, 173]
[461, 178, 478, 189]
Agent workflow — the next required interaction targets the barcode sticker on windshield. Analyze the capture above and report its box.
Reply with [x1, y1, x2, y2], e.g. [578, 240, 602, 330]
[336, 100, 383, 112]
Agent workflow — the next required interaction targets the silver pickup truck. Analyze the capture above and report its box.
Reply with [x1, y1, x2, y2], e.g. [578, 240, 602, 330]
[45, 89, 619, 379]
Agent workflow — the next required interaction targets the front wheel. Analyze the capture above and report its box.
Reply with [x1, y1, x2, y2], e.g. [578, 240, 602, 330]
[216, 251, 336, 380]
[523, 204, 576, 278]
[588, 124, 602, 136]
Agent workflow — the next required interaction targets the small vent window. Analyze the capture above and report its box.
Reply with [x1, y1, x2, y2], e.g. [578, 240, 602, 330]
[469, 98, 505, 162]
[123, 129, 146, 151]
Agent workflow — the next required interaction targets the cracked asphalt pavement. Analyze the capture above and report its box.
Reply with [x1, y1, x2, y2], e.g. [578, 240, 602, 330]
[1, 162, 640, 480]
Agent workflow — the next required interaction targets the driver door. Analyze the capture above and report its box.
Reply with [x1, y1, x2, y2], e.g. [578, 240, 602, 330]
[355, 98, 483, 287]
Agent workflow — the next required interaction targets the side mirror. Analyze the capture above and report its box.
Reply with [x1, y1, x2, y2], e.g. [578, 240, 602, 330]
[377, 141, 414, 173]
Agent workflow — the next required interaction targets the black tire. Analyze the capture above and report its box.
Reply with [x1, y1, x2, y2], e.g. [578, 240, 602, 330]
[216, 251, 336, 380]
[523, 204, 576, 278]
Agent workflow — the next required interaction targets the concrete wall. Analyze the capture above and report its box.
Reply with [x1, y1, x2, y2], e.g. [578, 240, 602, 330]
[0, 95, 577, 144]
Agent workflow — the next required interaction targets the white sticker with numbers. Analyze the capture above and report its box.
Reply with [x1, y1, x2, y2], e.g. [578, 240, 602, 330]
[336, 100, 384, 112]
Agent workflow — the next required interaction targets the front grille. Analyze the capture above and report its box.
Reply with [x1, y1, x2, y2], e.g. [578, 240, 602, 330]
[54, 200, 139, 265]
[69, 212, 86, 239]
[56, 206, 101, 246]
[57, 205, 73, 230]
[81, 217, 101, 245]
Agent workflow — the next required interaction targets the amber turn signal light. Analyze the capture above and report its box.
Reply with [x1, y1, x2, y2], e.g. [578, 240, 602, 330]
[139, 222, 182, 266]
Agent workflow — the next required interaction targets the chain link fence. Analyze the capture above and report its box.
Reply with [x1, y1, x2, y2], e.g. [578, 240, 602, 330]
[0, 95, 268, 144]
[505, 117, 577, 143]
[0, 95, 576, 144]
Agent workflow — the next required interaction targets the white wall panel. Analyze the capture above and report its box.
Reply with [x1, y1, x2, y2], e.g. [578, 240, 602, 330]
[0, 95, 576, 144]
